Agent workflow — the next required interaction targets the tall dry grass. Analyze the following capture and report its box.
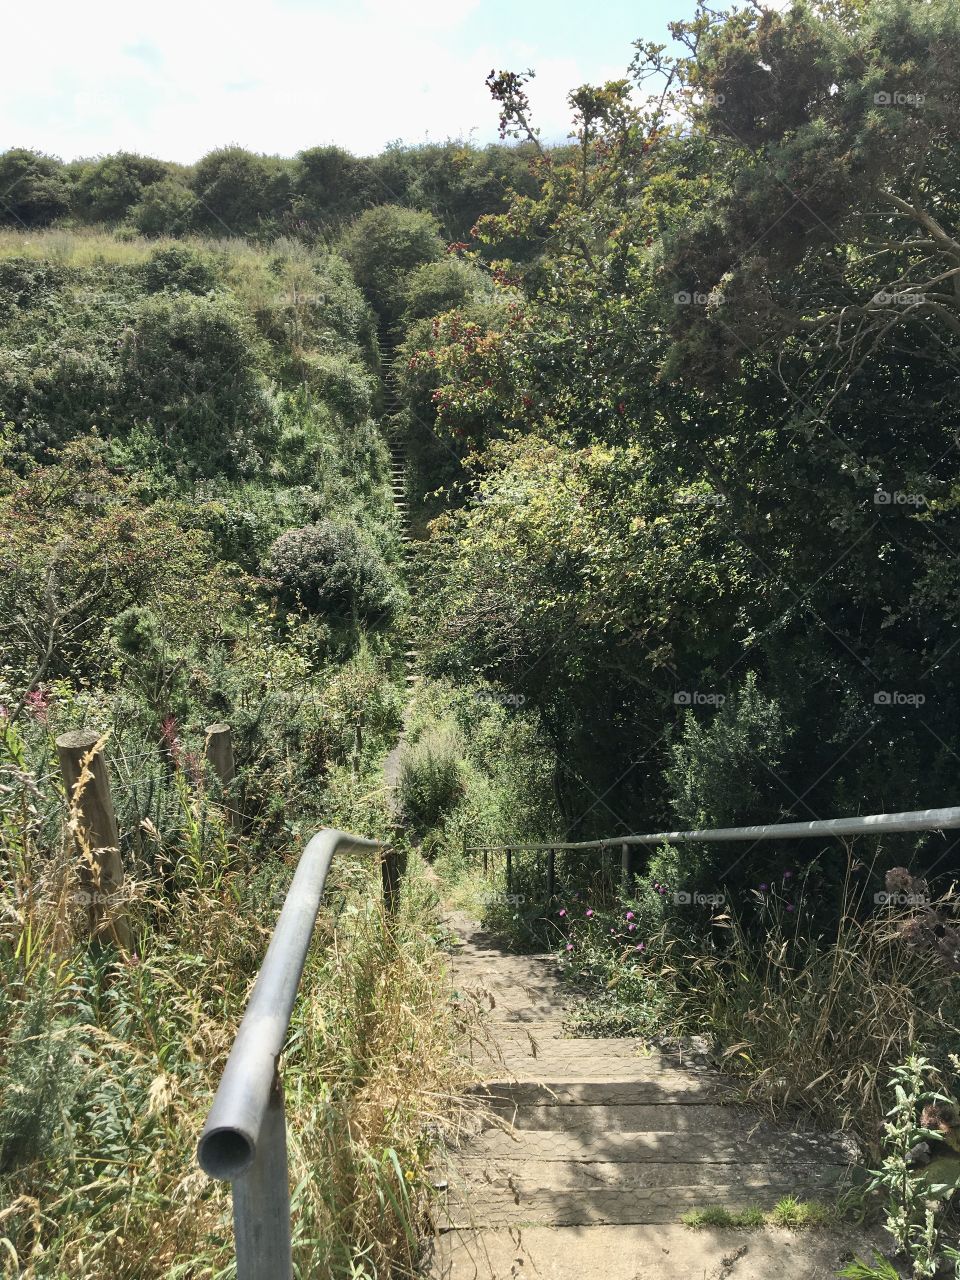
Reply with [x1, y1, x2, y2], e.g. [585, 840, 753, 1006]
[653, 858, 960, 1147]
[0, 721, 471, 1277]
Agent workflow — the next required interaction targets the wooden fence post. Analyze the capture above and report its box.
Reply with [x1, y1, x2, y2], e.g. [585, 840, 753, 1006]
[621, 842, 642, 895]
[56, 730, 131, 949]
[547, 848, 556, 904]
[205, 722, 237, 828]
[505, 847, 513, 892]
[381, 846, 407, 912]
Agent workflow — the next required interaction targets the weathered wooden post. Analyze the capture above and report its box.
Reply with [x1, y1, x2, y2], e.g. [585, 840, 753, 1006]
[381, 846, 407, 912]
[547, 848, 556, 904]
[621, 841, 642, 895]
[505, 847, 513, 892]
[483, 849, 488, 877]
[205, 722, 237, 828]
[56, 730, 131, 949]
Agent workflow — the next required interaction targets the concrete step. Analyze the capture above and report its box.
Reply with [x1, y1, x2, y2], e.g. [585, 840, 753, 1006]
[427, 1224, 882, 1280]
[451, 1125, 853, 1168]
[439, 1163, 849, 1227]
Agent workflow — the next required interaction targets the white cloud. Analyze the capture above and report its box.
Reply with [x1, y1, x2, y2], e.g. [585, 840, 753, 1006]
[0, 0, 626, 161]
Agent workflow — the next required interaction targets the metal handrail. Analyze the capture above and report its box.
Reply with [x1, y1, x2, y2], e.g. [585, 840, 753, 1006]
[197, 826, 383, 1280]
[468, 803, 960, 852]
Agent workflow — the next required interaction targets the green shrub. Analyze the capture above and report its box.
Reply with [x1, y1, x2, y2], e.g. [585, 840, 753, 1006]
[398, 726, 465, 829]
[70, 152, 170, 224]
[268, 518, 397, 621]
[119, 292, 277, 476]
[401, 257, 485, 321]
[141, 244, 221, 295]
[0, 149, 71, 227]
[127, 177, 195, 237]
[298, 350, 374, 424]
[0, 978, 82, 1173]
[339, 204, 444, 328]
[190, 146, 291, 236]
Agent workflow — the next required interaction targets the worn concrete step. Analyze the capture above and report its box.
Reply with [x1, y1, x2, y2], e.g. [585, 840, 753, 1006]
[453, 1126, 851, 1167]
[439, 1162, 848, 1227]
[464, 1040, 692, 1076]
[427, 1224, 881, 1280]
[450, 1159, 846, 1194]
[482, 1103, 744, 1136]
[468, 1077, 720, 1106]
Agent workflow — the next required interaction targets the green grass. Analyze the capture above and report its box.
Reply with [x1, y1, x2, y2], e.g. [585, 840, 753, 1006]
[681, 1205, 766, 1229]
[681, 1198, 835, 1231]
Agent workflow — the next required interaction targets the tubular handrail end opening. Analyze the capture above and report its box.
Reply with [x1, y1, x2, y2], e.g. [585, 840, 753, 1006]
[198, 1125, 255, 1180]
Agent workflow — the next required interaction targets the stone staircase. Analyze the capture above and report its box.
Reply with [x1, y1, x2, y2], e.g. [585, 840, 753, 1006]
[382, 360, 418, 694]
[426, 913, 878, 1280]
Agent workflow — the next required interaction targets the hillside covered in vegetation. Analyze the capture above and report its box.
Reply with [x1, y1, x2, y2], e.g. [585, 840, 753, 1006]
[3, 0, 960, 1276]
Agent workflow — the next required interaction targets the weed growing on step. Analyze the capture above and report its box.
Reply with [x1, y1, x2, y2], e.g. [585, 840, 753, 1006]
[681, 1205, 767, 1229]
[682, 1198, 834, 1231]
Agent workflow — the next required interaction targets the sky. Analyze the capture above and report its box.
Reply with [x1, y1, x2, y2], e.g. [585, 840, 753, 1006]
[1, 0, 700, 163]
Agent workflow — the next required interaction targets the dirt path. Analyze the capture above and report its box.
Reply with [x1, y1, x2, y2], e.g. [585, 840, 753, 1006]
[426, 911, 881, 1280]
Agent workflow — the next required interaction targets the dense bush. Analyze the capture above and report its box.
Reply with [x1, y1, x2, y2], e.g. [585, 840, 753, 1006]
[268, 518, 397, 621]
[297, 349, 374, 424]
[340, 204, 444, 330]
[400, 256, 486, 321]
[70, 152, 171, 224]
[398, 725, 465, 829]
[189, 146, 291, 236]
[0, 149, 71, 226]
[119, 291, 278, 476]
[0, 437, 240, 687]
[292, 145, 372, 229]
[141, 243, 221, 294]
[127, 176, 195, 237]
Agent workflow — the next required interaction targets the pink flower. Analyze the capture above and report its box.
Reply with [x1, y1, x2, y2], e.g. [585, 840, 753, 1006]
[625, 911, 634, 921]
[628, 922, 637, 932]
[585, 908, 594, 918]
[635, 943, 645, 952]
[565, 943, 573, 951]
[24, 688, 51, 724]
[558, 909, 566, 917]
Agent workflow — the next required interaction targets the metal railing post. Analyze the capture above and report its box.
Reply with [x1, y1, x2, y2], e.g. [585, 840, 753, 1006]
[197, 827, 381, 1276]
[231, 1073, 292, 1280]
